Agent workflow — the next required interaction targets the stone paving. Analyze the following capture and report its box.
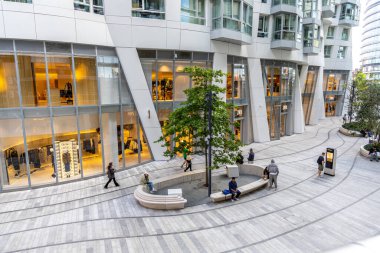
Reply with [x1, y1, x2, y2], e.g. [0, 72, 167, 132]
[0, 117, 379, 253]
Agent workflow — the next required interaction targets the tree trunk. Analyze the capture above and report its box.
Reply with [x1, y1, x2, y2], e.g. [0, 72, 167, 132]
[204, 145, 208, 187]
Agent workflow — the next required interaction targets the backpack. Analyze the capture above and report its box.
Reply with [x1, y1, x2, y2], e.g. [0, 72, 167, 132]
[222, 189, 230, 195]
[317, 156, 323, 164]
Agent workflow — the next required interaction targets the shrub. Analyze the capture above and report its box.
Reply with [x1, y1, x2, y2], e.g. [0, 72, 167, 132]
[364, 143, 380, 151]
[342, 122, 362, 132]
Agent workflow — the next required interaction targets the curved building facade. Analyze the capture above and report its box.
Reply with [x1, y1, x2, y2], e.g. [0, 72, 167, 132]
[0, 0, 358, 191]
[361, 0, 380, 79]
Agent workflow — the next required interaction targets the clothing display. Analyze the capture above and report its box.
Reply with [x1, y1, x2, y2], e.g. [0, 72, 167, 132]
[83, 139, 96, 154]
[55, 140, 79, 179]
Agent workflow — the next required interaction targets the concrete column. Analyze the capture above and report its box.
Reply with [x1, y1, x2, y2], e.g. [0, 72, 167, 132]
[212, 53, 228, 101]
[293, 65, 307, 134]
[247, 58, 270, 142]
[102, 113, 119, 168]
[116, 47, 166, 160]
[309, 66, 325, 125]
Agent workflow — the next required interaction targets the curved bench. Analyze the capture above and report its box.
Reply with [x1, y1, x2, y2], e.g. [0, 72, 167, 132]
[134, 170, 205, 210]
[360, 145, 371, 158]
[339, 127, 362, 137]
[210, 164, 268, 202]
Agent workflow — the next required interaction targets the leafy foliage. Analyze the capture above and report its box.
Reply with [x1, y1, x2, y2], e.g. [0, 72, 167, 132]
[156, 66, 241, 169]
[342, 122, 362, 132]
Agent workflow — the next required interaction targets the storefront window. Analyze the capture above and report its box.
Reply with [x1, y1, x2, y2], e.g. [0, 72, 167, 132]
[174, 61, 191, 101]
[75, 57, 98, 106]
[0, 55, 19, 108]
[18, 55, 47, 107]
[0, 117, 28, 189]
[47, 56, 75, 106]
[157, 61, 173, 101]
[53, 115, 80, 182]
[132, 0, 165, 19]
[141, 60, 157, 100]
[140, 123, 152, 163]
[302, 66, 318, 125]
[181, 0, 206, 25]
[98, 56, 120, 105]
[122, 106, 139, 167]
[78, 108, 102, 177]
[101, 107, 120, 171]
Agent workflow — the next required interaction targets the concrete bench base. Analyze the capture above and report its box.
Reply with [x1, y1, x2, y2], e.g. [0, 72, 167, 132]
[134, 170, 205, 210]
[339, 127, 362, 137]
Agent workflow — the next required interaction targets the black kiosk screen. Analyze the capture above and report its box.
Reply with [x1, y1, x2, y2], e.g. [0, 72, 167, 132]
[326, 148, 334, 169]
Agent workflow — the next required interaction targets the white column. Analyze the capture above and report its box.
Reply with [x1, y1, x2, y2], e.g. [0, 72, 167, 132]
[102, 113, 119, 168]
[309, 66, 325, 125]
[293, 65, 307, 133]
[116, 47, 166, 160]
[212, 53, 228, 101]
[247, 58, 270, 142]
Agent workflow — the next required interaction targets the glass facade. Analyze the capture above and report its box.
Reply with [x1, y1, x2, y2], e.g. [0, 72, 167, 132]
[323, 70, 348, 117]
[340, 3, 359, 21]
[181, 0, 206, 25]
[303, 0, 319, 18]
[0, 41, 152, 191]
[326, 26, 335, 39]
[227, 56, 252, 144]
[132, 0, 165, 19]
[262, 60, 296, 140]
[74, 0, 104, 15]
[302, 66, 319, 125]
[258, 15, 269, 38]
[303, 24, 320, 48]
[273, 14, 302, 42]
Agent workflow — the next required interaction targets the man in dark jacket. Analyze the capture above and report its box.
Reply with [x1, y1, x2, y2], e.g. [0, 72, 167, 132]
[229, 177, 241, 201]
[104, 162, 120, 189]
[267, 159, 279, 189]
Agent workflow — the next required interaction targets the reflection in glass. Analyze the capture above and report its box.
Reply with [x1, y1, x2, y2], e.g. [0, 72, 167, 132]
[122, 106, 139, 167]
[98, 56, 120, 105]
[53, 115, 80, 182]
[0, 55, 19, 108]
[101, 109, 120, 170]
[0, 118, 28, 188]
[140, 122, 152, 163]
[75, 57, 98, 106]
[24, 116, 55, 186]
[47, 56, 74, 106]
[78, 109, 103, 177]
[18, 55, 47, 107]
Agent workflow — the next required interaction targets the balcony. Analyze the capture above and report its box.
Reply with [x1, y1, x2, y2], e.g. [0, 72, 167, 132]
[211, 28, 252, 45]
[271, 39, 302, 50]
[303, 40, 321, 54]
[339, 16, 359, 27]
[322, 0, 335, 18]
[271, 0, 303, 16]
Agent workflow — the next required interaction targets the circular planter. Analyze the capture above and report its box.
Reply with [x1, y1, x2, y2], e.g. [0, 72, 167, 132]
[339, 127, 362, 137]
[360, 145, 370, 158]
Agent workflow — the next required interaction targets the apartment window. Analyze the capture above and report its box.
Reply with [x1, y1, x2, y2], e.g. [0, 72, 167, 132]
[324, 45, 332, 58]
[272, 0, 297, 7]
[341, 28, 349, 41]
[340, 3, 359, 21]
[132, 0, 165, 19]
[74, 0, 103, 15]
[4, 0, 32, 3]
[273, 14, 298, 41]
[326, 26, 335, 39]
[181, 0, 206, 25]
[303, 0, 318, 18]
[223, 0, 241, 32]
[322, 0, 335, 7]
[258, 15, 269, 38]
[242, 3, 253, 35]
[303, 24, 320, 48]
[337, 46, 346, 59]
[262, 0, 267, 2]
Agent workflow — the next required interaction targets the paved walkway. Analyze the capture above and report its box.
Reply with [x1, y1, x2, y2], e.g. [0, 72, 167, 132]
[0, 117, 379, 253]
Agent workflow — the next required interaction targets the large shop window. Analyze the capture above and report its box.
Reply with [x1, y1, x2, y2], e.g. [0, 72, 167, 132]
[155, 61, 173, 101]
[98, 56, 120, 105]
[47, 56, 75, 106]
[302, 67, 318, 125]
[122, 107, 139, 167]
[75, 57, 98, 106]
[0, 116, 28, 189]
[78, 108, 103, 177]
[0, 55, 19, 108]
[181, 0, 206, 25]
[132, 0, 165, 19]
[18, 55, 48, 107]
[174, 61, 191, 101]
[101, 107, 121, 171]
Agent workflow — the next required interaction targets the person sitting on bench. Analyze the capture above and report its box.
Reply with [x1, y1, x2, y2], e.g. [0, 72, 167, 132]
[229, 177, 241, 201]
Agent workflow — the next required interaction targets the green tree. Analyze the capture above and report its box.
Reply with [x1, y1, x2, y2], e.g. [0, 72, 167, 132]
[346, 71, 367, 123]
[157, 66, 241, 182]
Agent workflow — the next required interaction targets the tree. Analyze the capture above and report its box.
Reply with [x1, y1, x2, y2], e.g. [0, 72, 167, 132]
[157, 66, 241, 185]
[346, 71, 366, 123]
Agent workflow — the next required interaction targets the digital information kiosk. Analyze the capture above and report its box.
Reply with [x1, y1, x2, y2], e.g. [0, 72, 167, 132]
[324, 148, 337, 176]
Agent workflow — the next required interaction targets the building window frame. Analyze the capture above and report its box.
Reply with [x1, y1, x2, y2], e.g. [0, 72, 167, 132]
[326, 26, 335, 39]
[341, 28, 349, 41]
[132, 0, 166, 20]
[324, 45, 332, 58]
[181, 0, 206, 25]
[74, 0, 104, 15]
[337, 46, 346, 59]
[258, 15, 269, 38]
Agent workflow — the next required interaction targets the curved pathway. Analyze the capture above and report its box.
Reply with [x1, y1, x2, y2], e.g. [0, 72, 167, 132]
[0, 118, 379, 253]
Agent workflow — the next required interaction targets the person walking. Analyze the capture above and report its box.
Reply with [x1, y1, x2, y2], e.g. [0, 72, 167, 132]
[184, 155, 192, 172]
[248, 148, 255, 164]
[343, 114, 347, 124]
[317, 152, 325, 177]
[267, 159, 279, 190]
[104, 162, 120, 189]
